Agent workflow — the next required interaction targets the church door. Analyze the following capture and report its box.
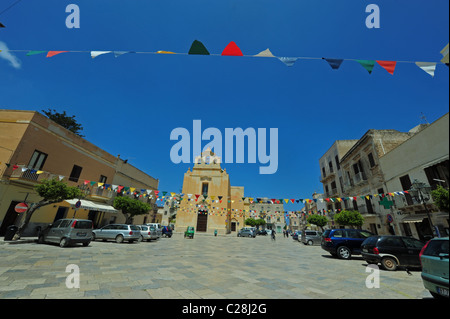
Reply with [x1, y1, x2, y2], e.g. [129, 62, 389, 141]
[197, 211, 208, 232]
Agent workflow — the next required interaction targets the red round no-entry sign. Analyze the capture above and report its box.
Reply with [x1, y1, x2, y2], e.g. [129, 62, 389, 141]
[15, 202, 28, 213]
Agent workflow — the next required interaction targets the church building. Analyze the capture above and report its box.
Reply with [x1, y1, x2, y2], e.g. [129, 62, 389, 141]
[175, 148, 249, 235]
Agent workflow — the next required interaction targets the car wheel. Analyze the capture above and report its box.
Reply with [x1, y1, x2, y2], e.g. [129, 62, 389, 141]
[337, 246, 351, 259]
[82, 242, 90, 247]
[138, 235, 143, 242]
[307, 240, 313, 246]
[115, 234, 124, 243]
[92, 233, 96, 241]
[59, 238, 68, 248]
[381, 257, 398, 271]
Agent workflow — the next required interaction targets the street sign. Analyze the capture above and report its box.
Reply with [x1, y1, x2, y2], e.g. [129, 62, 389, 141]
[15, 202, 28, 213]
[387, 214, 394, 223]
[75, 200, 81, 209]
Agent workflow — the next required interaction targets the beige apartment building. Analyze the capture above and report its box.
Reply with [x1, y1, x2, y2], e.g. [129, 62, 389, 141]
[338, 128, 416, 234]
[175, 148, 249, 235]
[0, 110, 158, 236]
[318, 118, 446, 235]
[379, 113, 449, 240]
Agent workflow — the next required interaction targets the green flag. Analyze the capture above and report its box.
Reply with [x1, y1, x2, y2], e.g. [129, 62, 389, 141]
[357, 60, 376, 74]
[26, 51, 47, 56]
[188, 40, 210, 55]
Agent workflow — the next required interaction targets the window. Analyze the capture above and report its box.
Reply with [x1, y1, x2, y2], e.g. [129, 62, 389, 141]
[69, 165, 83, 182]
[99, 175, 107, 184]
[335, 155, 340, 170]
[399, 174, 413, 205]
[380, 237, 405, 247]
[328, 161, 334, 173]
[322, 167, 326, 178]
[368, 153, 376, 168]
[402, 237, 425, 249]
[332, 230, 344, 238]
[59, 220, 71, 228]
[424, 160, 449, 190]
[201, 183, 208, 196]
[28, 150, 48, 170]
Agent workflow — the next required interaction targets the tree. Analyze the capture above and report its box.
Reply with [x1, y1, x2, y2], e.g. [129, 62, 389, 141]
[42, 109, 84, 137]
[306, 214, 329, 231]
[255, 218, 266, 229]
[113, 196, 151, 224]
[431, 185, 449, 213]
[14, 178, 83, 239]
[334, 210, 364, 228]
[244, 218, 256, 227]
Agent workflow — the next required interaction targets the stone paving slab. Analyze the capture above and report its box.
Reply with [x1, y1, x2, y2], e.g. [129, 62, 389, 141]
[0, 234, 433, 299]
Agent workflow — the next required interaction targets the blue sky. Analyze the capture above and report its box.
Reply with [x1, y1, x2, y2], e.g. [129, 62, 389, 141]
[0, 0, 448, 210]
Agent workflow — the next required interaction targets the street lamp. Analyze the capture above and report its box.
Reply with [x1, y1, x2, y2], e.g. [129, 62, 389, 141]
[409, 179, 436, 238]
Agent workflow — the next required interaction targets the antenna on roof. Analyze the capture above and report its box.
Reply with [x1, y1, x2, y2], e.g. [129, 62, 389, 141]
[420, 112, 429, 124]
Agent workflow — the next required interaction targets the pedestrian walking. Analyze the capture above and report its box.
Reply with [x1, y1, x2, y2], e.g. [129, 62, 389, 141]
[271, 229, 276, 241]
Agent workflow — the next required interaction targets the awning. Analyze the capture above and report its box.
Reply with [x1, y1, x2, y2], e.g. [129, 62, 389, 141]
[65, 199, 118, 213]
[401, 214, 428, 224]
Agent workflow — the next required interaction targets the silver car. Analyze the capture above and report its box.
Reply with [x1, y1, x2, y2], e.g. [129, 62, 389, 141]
[138, 225, 158, 242]
[301, 230, 323, 245]
[92, 224, 141, 243]
[146, 223, 162, 239]
[38, 219, 93, 248]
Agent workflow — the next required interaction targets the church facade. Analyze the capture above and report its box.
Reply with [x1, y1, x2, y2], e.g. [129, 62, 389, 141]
[175, 149, 249, 235]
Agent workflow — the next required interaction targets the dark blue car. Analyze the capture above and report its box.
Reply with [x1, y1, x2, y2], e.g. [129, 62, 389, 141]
[321, 228, 374, 259]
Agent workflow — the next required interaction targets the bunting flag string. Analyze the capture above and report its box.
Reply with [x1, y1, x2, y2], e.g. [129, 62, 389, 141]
[3, 39, 447, 77]
[2, 162, 413, 213]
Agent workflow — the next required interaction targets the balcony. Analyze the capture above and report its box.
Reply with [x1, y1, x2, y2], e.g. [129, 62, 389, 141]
[353, 172, 367, 185]
[8, 165, 51, 185]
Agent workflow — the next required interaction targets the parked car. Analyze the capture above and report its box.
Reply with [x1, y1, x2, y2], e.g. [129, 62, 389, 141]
[184, 226, 195, 239]
[321, 228, 374, 259]
[237, 228, 256, 238]
[92, 224, 141, 243]
[162, 226, 173, 238]
[257, 229, 268, 236]
[361, 235, 425, 271]
[138, 225, 158, 242]
[301, 230, 322, 245]
[146, 223, 162, 238]
[420, 237, 449, 299]
[38, 219, 93, 248]
[292, 230, 302, 241]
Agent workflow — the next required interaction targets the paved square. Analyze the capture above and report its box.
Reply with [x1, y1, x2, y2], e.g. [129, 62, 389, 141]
[0, 234, 431, 299]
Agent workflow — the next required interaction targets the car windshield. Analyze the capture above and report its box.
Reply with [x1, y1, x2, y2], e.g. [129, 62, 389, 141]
[130, 225, 140, 231]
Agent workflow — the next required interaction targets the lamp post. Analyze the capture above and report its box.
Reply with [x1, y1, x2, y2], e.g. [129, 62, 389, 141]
[409, 179, 436, 238]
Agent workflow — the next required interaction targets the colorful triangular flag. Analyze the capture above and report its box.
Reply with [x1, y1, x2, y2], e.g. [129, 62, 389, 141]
[26, 51, 47, 56]
[415, 62, 437, 77]
[46, 51, 68, 58]
[254, 48, 275, 58]
[221, 41, 243, 56]
[278, 57, 298, 67]
[91, 51, 111, 58]
[188, 40, 209, 55]
[323, 58, 344, 70]
[376, 60, 397, 75]
[357, 60, 376, 74]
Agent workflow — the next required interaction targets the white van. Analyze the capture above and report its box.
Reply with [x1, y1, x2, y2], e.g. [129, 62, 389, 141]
[146, 223, 162, 238]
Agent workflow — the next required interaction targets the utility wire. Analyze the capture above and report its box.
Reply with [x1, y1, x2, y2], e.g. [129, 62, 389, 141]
[0, 0, 24, 16]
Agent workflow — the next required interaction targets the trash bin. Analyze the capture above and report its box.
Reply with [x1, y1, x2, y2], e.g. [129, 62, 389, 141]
[4, 225, 18, 241]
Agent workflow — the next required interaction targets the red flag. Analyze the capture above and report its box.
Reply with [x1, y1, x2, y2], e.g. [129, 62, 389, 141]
[221, 41, 243, 56]
[47, 51, 68, 58]
[376, 60, 397, 75]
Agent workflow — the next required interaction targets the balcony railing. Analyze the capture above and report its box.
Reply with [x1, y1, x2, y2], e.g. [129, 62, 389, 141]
[9, 165, 51, 183]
